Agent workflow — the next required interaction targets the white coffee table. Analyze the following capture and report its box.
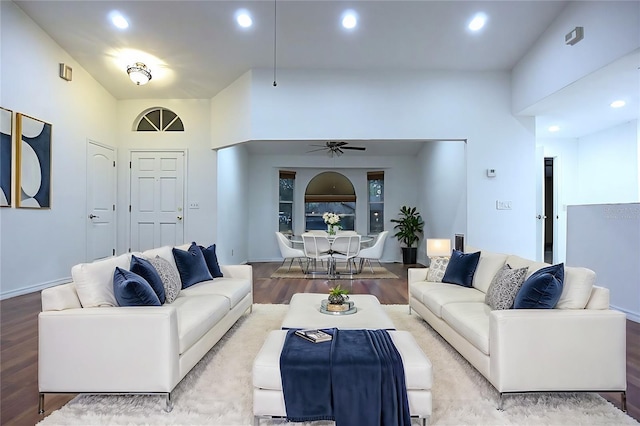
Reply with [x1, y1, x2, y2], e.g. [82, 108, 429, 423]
[280, 293, 396, 330]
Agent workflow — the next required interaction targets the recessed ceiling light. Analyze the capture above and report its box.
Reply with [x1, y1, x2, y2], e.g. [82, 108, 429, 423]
[468, 13, 487, 32]
[610, 100, 626, 108]
[236, 10, 252, 28]
[109, 11, 129, 29]
[548, 125, 560, 132]
[342, 10, 358, 29]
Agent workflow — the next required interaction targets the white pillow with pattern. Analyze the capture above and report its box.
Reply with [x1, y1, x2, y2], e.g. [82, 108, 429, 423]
[148, 255, 181, 304]
[485, 264, 528, 310]
[426, 257, 450, 282]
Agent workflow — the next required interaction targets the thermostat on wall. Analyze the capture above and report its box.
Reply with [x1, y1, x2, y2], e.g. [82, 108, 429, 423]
[486, 168, 496, 178]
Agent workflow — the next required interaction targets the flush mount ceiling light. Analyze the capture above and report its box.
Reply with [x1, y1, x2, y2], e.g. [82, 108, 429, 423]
[109, 11, 129, 29]
[235, 9, 253, 28]
[127, 62, 152, 85]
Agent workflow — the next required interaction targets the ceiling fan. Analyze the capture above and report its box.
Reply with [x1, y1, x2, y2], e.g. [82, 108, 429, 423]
[307, 141, 367, 157]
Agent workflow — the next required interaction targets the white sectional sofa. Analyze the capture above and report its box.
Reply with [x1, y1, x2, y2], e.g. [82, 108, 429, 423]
[38, 244, 253, 413]
[408, 247, 627, 409]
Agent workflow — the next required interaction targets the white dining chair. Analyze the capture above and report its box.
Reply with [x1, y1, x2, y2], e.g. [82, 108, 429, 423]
[331, 235, 361, 274]
[275, 232, 307, 272]
[357, 230, 389, 274]
[336, 230, 358, 236]
[301, 233, 332, 274]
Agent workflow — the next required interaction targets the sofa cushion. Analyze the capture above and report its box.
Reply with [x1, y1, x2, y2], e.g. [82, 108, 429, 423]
[113, 267, 161, 307]
[147, 255, 181, 304]
[130, 255, 165, 304]
[180, 278, 251, 309]
[585, 286, 610, 310]
[171, 294, 230, 354]
[504, 255, 549, 278]
[72, 253, 131, 308]
[426, 257, 449, 282]
[442, 250, 481, 287]
[471, 250, 509, 293]
[556, 266, 595, 309]
[173, 242, 213, 289]
[199, 244, 224, 278]
[484, 264, 528, 310]
[410, 281, 485, 318]
[514, 263, 564, 309]
[441, 302, 491, 355]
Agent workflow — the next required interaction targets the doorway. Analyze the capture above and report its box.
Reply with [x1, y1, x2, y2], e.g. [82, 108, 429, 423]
[544, 157, 554, 263]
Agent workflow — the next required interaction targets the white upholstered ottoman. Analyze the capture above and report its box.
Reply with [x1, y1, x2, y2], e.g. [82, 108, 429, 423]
[253, 329, 432, 425]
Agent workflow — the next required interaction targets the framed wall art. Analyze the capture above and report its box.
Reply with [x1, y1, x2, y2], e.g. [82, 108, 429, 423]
[15, 113, 52, 209]
[0, 107, 12, 207]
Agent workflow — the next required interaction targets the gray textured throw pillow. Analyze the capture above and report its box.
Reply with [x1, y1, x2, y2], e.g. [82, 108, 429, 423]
[148, 255, 181, 304]
[485, 264, 528, 310]
[426, 257, 450, 282]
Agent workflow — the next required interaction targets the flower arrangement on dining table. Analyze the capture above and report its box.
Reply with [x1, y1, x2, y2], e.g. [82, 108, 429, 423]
[322, 212, 342, 235]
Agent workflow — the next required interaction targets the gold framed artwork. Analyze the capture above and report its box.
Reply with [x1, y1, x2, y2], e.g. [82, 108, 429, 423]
[15, 113, 52, 209]
[0, 107, 12, 207]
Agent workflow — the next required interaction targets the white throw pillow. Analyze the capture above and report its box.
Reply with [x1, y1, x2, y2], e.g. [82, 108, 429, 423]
[426, 257, 449, 282]
[72, 253, 131, 308]
[556, 266, 595, 309]
[485, 264, 528, 310]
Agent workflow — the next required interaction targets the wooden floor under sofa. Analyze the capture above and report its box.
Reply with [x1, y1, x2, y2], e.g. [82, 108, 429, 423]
[1, 262, 638, 425]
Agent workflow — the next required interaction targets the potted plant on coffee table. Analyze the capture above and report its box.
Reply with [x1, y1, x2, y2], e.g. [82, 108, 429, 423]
[390, 205, 424, 264]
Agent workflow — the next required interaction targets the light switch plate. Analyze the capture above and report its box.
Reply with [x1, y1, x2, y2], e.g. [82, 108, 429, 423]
[189, 202, 200, 209]
[496, 200, 512, 210]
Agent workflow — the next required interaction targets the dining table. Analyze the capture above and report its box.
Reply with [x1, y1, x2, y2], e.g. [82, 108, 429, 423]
[289, 233, 374, 278]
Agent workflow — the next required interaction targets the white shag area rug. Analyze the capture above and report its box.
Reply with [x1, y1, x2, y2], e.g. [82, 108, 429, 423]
[38, 304, 636, 426]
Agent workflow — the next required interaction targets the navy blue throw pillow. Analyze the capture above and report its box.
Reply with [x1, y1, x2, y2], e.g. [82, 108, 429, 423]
[199, 244, 224, 278]
[113, 267, 161, 307]
[514, 263, 565, 309]
[130, 255, 166, 304]
[172, 242, 213, 288]
[441, 249, 481, 287]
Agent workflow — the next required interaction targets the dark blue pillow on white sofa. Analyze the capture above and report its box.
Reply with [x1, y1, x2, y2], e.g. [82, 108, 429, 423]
[514, 263, 565, 309]
[113, 267, 161, 307]
[442, 249, 481, 288]
[173, 242, 213, 288]
[199, 244, 224, 278]
[130, 255, 165, 304]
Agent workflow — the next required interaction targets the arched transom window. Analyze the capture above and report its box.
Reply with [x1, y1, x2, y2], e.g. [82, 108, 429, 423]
[135, 108, 184, 132]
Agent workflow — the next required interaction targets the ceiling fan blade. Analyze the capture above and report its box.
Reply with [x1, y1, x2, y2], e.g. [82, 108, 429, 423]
[341, 146, 366, 150]
[306, 147, 329, 153]
[334, 141, 348, 147]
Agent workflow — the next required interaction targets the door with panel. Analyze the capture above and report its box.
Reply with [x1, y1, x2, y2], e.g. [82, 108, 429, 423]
[86, 141, 117, 262]
[130, 151, 185, 252]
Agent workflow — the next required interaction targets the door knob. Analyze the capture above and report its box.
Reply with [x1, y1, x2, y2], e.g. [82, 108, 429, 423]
[89, 214, 99, 219]
[536, 215, 542, 219]
[177, 216, 183, 221]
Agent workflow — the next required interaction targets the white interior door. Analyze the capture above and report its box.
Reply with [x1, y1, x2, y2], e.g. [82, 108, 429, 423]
[86, 141, 116, 261]
[535, 145, 545, 262]
[130, 151, 185, 252]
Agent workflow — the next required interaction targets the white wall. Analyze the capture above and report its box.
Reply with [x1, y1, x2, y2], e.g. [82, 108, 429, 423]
[246, 151, 422, 263]
[418, 141, 467, 264]
[217, 144, 249, 264]
[512, 1, 640, 113]
[230, 69, 537, 257]
[0, 1, 117, 298]
[115, 99, 217, 254]
[211, 71, 253, 148]
[576, 120, 639, 203]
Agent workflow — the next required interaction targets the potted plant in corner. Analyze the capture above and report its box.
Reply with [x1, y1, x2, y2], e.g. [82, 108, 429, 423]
[390, 205, 424, 264]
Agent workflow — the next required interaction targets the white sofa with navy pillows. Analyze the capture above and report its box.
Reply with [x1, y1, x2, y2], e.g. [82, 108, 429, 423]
[408, 246, 627, 408]
[38, 242, 252, 412]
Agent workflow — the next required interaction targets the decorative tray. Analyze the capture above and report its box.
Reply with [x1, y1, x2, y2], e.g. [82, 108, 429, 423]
[319, 299, 357, 315]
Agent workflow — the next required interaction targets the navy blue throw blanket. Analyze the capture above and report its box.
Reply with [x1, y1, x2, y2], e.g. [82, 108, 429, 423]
[280, 328, 410, 426]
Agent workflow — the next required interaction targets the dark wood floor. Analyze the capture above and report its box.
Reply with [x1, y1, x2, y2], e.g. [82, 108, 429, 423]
[1, 262, 638, 425]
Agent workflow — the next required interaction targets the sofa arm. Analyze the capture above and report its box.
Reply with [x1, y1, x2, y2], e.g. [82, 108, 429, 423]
[220, 264, 253, 283]
[39, 306, 180, 393]
[489, 309, 627, 393]
[408, 268, 429, 285]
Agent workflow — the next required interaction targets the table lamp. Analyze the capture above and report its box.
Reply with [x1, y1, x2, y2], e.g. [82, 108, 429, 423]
[426, 238, 451, 258]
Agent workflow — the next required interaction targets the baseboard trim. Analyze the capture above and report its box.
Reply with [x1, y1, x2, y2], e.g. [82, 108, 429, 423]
[611, 304, 640, 323]
[0, 277, 71, 300]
